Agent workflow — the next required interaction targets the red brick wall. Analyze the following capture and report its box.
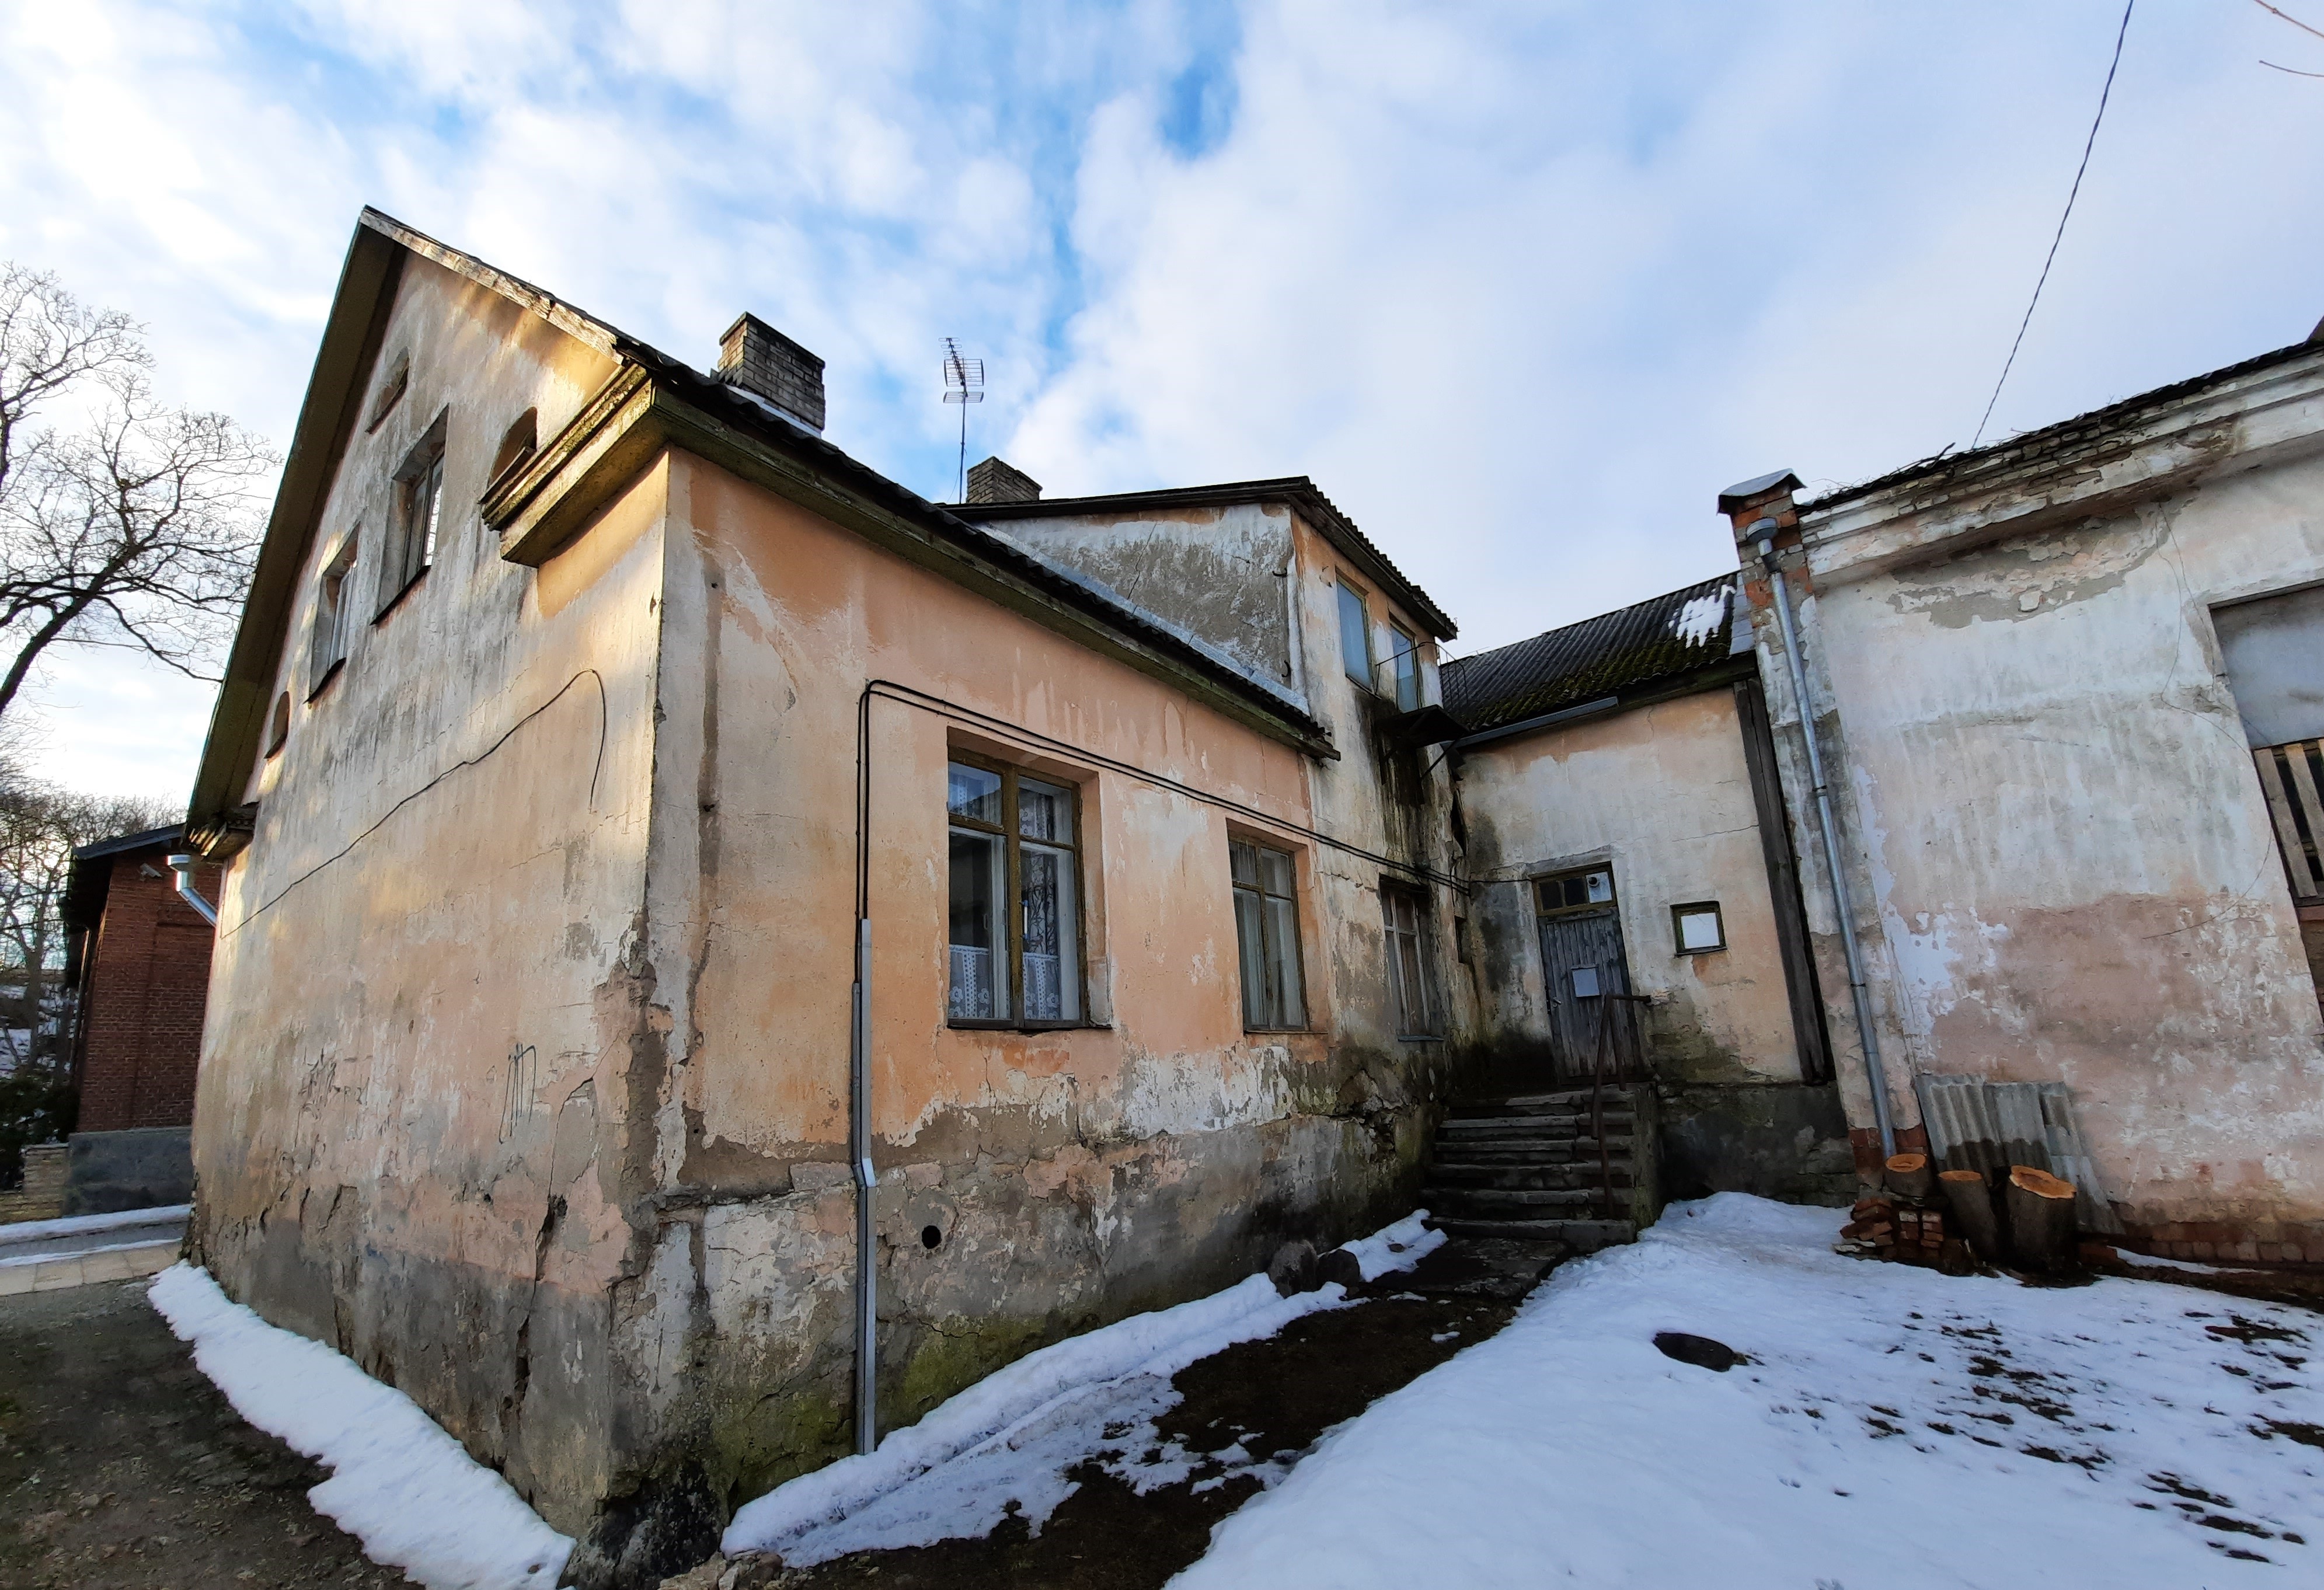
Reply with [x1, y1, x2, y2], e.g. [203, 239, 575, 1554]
[74, 843, 218, 1132]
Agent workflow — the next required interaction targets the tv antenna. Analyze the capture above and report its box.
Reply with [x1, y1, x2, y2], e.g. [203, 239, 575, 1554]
[942, 337, 984, 501]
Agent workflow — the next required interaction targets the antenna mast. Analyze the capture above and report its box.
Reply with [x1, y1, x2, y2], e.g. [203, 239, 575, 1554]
[942, 337, 984, 501]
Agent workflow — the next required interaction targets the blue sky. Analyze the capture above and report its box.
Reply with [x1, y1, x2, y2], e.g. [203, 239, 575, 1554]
[4, 0, 2322, 800]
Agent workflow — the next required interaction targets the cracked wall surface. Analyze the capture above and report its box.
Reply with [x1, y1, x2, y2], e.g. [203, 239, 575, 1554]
[1770, 448, 2324, 1233]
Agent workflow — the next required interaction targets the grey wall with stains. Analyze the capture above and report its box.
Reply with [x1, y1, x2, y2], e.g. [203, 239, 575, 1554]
[1762, 379, 2324, 1236]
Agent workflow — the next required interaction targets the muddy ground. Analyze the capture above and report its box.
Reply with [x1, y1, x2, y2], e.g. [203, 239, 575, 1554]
[0, 1275, 403, 1590]
[758, 1238, 1560, 1590]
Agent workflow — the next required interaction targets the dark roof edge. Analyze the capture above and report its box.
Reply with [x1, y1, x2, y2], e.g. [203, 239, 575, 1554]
[190, 212, 1339, 850]
[72, 824, 184, 862]
[1800, 337, 2324, 517]
[1451, 655, 1754, 751]
[956, 477, 1457, 640]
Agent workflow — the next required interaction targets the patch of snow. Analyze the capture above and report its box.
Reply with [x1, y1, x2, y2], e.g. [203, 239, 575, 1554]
[1671, 585, 1731, 648]
[2110, 1247, 2233, 1275]
[0, 1203, 189, 1249]
[724, 1211, 1443, 1564]
[0, 1236, 177, 1269]
[147, 1264, 572, 1590]
[1175, 1193, 2324, 1588]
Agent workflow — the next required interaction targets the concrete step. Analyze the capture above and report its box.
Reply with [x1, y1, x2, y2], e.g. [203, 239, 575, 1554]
[1438, 1113, 1635, 1136]
[1428, 1161, 1635, 1191]
[1430, 1136, 1632, 1163]
[1450, 1089, 1644, 1118]
[1429, 1216, 1638, 1251]
[1424, 1185, 1604, 1214]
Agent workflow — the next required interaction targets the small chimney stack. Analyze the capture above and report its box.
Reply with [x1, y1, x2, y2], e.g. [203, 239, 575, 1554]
[966, 456, 1041, 505]
[717, 313, 825, 434]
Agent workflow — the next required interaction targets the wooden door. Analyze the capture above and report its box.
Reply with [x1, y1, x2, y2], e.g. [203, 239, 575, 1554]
[1535, 867, 1634, 1080]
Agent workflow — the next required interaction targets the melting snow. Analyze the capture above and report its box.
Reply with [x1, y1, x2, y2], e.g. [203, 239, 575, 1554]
[1671, 585, 1731, 647]
[1173, 1194, 2323, 1588]
[724, 1212, 1444, 1565]
[148, 1264, 572, 1590]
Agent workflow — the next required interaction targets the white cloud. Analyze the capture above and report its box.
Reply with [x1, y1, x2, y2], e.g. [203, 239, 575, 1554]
[1, 0, 2318, 801]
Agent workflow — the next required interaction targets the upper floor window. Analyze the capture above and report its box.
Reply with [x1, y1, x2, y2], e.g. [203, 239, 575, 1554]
[947, 758, 1083, 1026]
[1337, 577, 1374, 688]
[308, 533, 357, 696]
[1383, 884, 1438, 1037]
[1231, 839, 1305, 1030]
[1388, 621, 1421, 711]
[378, 414, 446, 615]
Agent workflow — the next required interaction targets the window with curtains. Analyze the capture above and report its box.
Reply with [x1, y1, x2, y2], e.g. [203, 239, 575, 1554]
[1382, 884, 1438, 1038]
[1231, 838, 1306, 1030]
[947, 758, 1084, 1025]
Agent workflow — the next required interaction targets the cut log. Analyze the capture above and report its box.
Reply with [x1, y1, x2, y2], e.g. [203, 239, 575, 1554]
[1885, 1153, 1934, 1202]
[1939, 1169, 2002, 1263]
[2006, 1165, 2079, 1273]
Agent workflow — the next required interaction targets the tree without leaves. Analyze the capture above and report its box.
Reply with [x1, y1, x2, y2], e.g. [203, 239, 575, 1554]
[0, 264, 274, 724]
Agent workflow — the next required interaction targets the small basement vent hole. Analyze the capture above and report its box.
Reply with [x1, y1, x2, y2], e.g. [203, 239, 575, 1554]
[921, 1225, 943, 1250]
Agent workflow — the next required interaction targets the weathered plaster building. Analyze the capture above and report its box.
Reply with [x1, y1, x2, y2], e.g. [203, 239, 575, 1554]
[180, 212, 1466, 1581]
[1722, 332, 2324, 1263]
[1440, 578, 1853, 1204]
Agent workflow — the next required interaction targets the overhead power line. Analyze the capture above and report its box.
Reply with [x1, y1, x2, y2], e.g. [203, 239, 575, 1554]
[1971, 0, 2136, 450]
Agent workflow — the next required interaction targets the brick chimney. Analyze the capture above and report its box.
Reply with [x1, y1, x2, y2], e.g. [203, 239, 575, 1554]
[1717, 469, 1803, 547]
[717, 313, 826, 434]
[966, 456, 1041, 505]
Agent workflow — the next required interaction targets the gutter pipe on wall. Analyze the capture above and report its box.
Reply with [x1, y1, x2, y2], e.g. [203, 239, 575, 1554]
[851, 686, 879, 1456]
[1748, 521, 1897, 1162]
[165, 853, 219, 927]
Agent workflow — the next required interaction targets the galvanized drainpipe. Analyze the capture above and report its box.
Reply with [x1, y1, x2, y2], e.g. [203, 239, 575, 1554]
[1749, 521, 1898, 1161]
[165, 853, 219, 926]
[851, 686, 878, 1455]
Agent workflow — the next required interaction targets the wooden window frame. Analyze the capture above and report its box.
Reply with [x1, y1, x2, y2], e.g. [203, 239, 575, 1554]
[1535, 864, 1618, 920]
[1231, 836, 1308, 1033]
[1336, 575, 1375, 690]
[1382, 881, 1440, 1040]
[307, 532, 358, 700]
[946, 751, 1091, 1031]
[1388, 620, 1421, 711]
[1671, 900, 1727, 955]
[377, 412, 447, 620]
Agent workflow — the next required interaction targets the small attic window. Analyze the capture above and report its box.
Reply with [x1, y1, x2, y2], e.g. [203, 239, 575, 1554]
[487, 409, 538, 490]
[367, 351, 410, 433]
[266, 692, 290, 757]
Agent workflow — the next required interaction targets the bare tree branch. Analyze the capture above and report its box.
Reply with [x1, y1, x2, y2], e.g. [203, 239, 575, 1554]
[0, 267, 273, 724]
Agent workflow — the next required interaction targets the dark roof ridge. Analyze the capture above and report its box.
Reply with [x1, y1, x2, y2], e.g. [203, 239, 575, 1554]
[1801, 336, 2324, 517]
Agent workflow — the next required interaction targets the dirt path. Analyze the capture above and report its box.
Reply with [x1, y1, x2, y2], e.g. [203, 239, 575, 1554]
[0, 1275, 407, 1589]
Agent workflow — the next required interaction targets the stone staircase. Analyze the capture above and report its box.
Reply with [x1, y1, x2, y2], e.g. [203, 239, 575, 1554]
[1421, 1086, 1656, 1253]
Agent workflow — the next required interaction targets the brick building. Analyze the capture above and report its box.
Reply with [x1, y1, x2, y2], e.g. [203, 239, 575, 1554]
[59, 825, 219, 1211]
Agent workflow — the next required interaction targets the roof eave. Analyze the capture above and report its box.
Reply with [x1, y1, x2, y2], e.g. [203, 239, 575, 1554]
[489, 368, 1340, 761]
[185, 223, 408, 856]
[1798, 341, 2324, 586]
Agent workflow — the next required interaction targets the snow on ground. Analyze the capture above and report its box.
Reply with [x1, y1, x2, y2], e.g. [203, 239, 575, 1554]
[725, 1212, 1445, 1565]
[1175, 1194, 2324, 1589]
[0, 1203, 191, 1247]
[148, 1264, 572, 1590]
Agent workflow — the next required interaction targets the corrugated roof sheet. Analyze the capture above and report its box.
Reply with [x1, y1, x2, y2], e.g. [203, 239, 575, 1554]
[1440, 574, 1738, 735]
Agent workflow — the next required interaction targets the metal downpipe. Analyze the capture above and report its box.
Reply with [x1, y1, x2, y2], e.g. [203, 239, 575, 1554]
[165, 853, 218, 926]
[1752, 527, 1898, 1161]
[850, 916, 876, 1455]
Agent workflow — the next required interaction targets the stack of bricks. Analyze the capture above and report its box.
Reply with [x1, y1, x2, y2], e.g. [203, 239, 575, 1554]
[0, 1143, 67, 1224]
[1838, 1193, 1974, 1274]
